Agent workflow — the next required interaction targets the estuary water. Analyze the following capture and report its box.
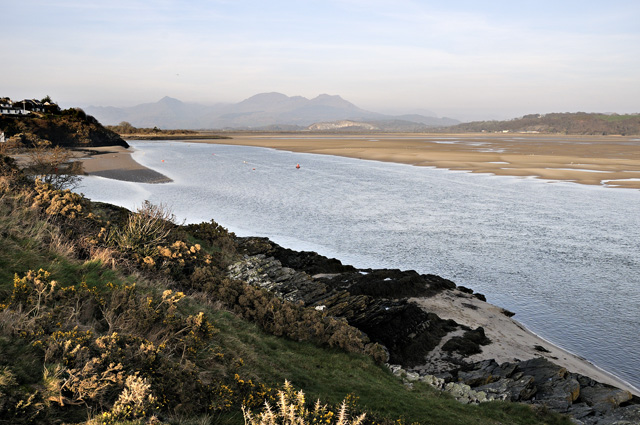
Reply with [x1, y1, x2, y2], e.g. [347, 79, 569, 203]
[77, 140, 640, 390]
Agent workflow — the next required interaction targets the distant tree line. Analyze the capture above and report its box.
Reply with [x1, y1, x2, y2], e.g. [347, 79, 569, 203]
[444, 112, 640, 135]
[107, 121, 198, 135]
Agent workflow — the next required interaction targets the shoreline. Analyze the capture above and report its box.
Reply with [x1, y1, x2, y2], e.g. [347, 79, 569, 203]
[72, 139, 640, 395]
[73, 146, 172, 183]
[411, 289, 640, 396]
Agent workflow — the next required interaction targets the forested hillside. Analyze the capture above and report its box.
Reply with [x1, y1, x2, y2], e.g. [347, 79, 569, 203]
[446, 112, 640, 135]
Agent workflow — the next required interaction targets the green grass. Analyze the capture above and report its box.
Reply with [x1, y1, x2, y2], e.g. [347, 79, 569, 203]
[207, 307, 571, 425]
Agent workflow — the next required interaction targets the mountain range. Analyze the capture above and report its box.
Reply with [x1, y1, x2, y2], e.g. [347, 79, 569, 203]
[84, 93, 460, 130]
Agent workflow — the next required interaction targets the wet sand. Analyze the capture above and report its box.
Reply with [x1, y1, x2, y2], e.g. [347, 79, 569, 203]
[195, 133, 640, 190]
[74, 146, 171, 183]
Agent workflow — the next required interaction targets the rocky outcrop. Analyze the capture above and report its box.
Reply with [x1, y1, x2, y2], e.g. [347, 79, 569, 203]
[436, 357, 638, 424]
[229, 236, 640, 424]
[231, 237, 489, 366]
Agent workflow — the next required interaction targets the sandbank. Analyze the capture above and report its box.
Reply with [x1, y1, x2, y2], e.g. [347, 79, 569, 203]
[193, 133, 640, 190]
[74, 146, 171, 183]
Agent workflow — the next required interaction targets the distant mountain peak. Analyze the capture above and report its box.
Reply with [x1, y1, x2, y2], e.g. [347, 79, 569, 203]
[158, 96, 183, 106]
[314, 93, 341, 99]
[241, 92, 290, 102]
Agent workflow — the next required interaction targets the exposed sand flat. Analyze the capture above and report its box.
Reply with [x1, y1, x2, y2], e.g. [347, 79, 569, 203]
[193, 133, 640, 189]
[411, 291, 640, 396]
[74, 146, 171, 183]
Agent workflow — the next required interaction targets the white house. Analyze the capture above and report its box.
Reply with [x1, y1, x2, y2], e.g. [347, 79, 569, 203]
[0, 97, 39, 115]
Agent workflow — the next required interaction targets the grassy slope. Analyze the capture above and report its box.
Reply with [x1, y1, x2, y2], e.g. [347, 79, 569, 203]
[0, 176, 571, 425]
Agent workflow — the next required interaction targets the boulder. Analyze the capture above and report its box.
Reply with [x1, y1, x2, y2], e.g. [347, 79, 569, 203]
[476, 375, 537, 402]
[516, 357, 568, 382]
[579, 384, 633, 413]
[591, 405, 640, 425]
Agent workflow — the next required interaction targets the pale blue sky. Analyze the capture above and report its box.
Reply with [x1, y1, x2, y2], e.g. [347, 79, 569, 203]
[2, 0, 639, 120]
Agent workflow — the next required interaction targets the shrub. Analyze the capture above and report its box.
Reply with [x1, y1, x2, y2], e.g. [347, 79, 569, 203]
[184, 219, 237, 264]
[112, 201, 175, 258]
[243, 380, 366, 425]
[193, 276, 387, 362]
[101, 374, 158, 424]
[24, 141, 82, 190]
[32, 179, 88, 218]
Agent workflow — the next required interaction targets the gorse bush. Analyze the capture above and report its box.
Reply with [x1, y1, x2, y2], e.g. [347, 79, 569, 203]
[0, 268, 277, 422]
[187, 272, 387, 362]
[100, 374, 158, 424]
[32, 179, 88, 219]
[112, 200, 175, 257]
[243, 381, 366, 425]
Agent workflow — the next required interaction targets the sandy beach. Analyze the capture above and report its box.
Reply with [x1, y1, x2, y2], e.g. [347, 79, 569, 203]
[73, 134, 640, 395]
[412, 290, 639, 396]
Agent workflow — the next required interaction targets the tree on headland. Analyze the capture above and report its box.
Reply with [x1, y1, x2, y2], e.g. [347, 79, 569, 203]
[24, 140, 82, 190]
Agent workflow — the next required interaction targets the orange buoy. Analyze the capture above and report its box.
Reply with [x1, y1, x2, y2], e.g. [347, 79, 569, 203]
[161, 160, 165, 162]
[296, 163, 300, 169]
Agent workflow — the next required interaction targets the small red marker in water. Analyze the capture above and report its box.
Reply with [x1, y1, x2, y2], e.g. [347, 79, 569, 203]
[296, 163, 300, 169]
[161, 160, 165, 162]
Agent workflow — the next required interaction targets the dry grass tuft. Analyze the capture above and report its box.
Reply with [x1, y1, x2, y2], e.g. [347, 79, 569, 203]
[243, 381, 366, 425]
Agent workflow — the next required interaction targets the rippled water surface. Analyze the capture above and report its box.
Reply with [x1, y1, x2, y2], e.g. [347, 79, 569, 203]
[78, 140, 640, 389]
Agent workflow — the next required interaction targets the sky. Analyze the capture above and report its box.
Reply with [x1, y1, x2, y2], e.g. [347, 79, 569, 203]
[2, 0, 639, 121]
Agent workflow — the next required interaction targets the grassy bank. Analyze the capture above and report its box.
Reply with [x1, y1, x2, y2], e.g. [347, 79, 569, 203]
[0, 157, 571, 425]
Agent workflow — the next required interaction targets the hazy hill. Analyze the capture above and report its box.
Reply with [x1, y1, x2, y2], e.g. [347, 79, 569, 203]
[445, 112, 640, 135]
[85, 93, 460, 130]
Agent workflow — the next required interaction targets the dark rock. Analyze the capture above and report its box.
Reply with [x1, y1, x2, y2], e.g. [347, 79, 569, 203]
[576, 373, 598, 389]
[457, 286, 487, 301]
[567, 402, 594, 420]
[227, 249, 466, 367]
[442, 327, 491, 356]
[474, 293, 487, 301]
[458, 368, 496, 386]
[516, 357, 568, 382]
[534, 345, 551, 353]
[495, 362, 518, 379]
[591, 405, 640, 425]
[476, 375, 537, 402]
[535, 398, 571, 413]
[579, 384, 633, 413]
[501, 308, 516, 317]
[537, 377, 580, 403]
